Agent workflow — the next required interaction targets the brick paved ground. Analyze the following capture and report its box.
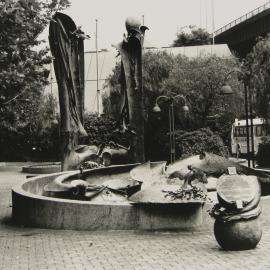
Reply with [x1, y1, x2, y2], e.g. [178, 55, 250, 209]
[0, 164, 270, 270]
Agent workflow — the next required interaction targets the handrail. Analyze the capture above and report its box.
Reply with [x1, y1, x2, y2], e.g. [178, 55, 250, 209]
[214, 1, 270, 36]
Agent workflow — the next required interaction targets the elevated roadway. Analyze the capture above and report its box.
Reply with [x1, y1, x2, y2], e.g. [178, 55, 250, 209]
[215, 2, 270, 57]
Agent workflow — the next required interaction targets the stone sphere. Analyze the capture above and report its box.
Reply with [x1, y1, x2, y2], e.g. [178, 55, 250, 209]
[214, 217, 262, 250]
[125, 17, 141, 32]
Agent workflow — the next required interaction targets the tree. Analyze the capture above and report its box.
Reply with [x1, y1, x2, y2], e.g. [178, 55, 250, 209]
[0, 0, 70, 160]
[0, 0, 70, 126]
[172, 26, 212, 47]
[244, 35, 270, 125]
[103, 51, 244, 160]
[103, 51, 175, 118]
[161, 55, 244, 130]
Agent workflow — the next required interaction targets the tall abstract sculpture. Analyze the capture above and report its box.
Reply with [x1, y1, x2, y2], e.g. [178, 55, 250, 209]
[49, 13, 95, 171]
[114, 17, 148, 163]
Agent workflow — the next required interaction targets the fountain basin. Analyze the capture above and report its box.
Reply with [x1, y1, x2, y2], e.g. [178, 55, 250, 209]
[12, 164, 205, 231]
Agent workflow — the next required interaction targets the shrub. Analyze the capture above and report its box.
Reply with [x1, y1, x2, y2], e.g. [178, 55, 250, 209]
[0, 94, 60, 161]
[174, 128, 229, 159]
[257, 136, 270, 167]
[82, 113, 129, 148]
[145, 127, 228, 162]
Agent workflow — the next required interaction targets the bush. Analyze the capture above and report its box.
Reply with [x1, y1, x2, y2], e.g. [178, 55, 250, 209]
[257, 136, 270, 167]
[145, 126, 228, 162]
[0, 94, 60, 161]
[163, 128, 228, 161]
[0, 119, 60, 162]
[82, 113, 129, 147]
[0, 109, 228, 162]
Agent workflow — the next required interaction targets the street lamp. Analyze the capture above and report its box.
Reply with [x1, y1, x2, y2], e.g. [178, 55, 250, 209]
[222, 69, 254, 168]
[153, 94, 189, 164]
[220, 84, 234, 96]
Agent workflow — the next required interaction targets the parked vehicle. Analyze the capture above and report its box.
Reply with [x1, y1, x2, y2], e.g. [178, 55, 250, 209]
[231, 118, 267, 157]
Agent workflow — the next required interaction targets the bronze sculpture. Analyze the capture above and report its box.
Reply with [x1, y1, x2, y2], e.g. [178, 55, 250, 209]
[49, 15, 148, 170]
[49, 13, 96, 171]
[114, 17, 148, 163]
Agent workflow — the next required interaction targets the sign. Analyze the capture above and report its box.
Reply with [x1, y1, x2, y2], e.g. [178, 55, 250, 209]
[228, 167, 237, 175]
[216, 174, 255, 208]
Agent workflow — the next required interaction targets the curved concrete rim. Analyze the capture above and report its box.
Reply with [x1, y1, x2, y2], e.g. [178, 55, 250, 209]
[12, 165, 206, 231]
[13, 165, 270, 231]
[22, 162, 61, 174]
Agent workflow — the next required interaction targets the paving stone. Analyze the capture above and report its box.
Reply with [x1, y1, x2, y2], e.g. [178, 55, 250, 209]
[0, 165, 270, 270]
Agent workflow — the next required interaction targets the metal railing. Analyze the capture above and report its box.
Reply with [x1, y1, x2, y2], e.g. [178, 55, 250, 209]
[214, 1, 270, 36]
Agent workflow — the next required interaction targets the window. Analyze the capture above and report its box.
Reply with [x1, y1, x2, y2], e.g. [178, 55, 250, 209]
[235, 126, 254, 137]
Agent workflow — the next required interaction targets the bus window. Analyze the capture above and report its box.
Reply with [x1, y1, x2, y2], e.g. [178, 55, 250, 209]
[239, 127, 245, 136]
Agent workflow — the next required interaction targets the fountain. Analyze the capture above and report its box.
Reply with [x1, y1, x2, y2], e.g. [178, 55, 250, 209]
[12, 13, 207, 230]
[12, 13, 270, 234]
[13, 162, 207, 230]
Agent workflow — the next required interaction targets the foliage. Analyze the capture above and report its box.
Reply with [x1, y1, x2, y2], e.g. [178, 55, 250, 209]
[103, 50, 244, 160]
[256, 136, 270, 167]
[245, 34, 270, 125]
[161, 55, 243, 129]
[145, 126, 228, 162]
[103, 51, 175, 118]
[104, 51, 243, 129]
[0, 94, 60, 161]
[81, 113, 228, 162]
[172, 26, 212, 47]
[174, 128, 229, 159]
[0, 0, 70, 156]
[82, 113, 130, 148]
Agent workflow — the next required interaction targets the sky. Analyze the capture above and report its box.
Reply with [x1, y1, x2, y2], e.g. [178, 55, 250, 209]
[40, 0, 270, 51]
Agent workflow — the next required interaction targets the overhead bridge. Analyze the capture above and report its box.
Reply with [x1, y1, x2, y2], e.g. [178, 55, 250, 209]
[215, 2, 270, 57]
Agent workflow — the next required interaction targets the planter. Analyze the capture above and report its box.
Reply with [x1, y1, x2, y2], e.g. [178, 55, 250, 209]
[214, 216, 262, 250]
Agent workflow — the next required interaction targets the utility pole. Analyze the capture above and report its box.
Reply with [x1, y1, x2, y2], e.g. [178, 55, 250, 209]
[200, 0, 202, 28]
[205, 0, 208, 31]
[50, 62, 53, 95]
[211, 0, 215, 46]
[95, 19, 100, 115]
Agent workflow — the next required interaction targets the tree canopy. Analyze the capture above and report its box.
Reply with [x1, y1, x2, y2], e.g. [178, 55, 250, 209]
[244, 35, 270, 124]
[104, 51, 243, 128]
[172, 26, 212, 47]
[103, 51, 244, 159]
[0, 0, 70, 160]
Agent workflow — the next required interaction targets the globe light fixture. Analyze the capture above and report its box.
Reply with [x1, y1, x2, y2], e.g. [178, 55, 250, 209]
[152, 103, 162, 113]
[220, 84, 233, 96]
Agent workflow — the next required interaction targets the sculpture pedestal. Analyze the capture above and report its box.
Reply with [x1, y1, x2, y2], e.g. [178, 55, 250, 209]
[214, 217, 262, 250]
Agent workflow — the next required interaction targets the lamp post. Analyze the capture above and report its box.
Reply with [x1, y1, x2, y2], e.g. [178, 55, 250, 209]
[221, 69, 254, 168]
[153, 94, 189, 164]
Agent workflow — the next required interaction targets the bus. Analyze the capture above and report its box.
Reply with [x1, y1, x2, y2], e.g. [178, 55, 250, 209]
[231, 118, 267, 156]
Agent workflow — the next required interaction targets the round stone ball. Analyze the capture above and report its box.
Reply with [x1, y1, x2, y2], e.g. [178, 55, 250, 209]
[125, 17, 141, 32]
[214, 217, 262, 250]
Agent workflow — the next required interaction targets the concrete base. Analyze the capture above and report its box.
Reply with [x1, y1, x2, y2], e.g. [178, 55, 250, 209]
[12, 166, 205, 231]
[12, 191, 203, 230]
